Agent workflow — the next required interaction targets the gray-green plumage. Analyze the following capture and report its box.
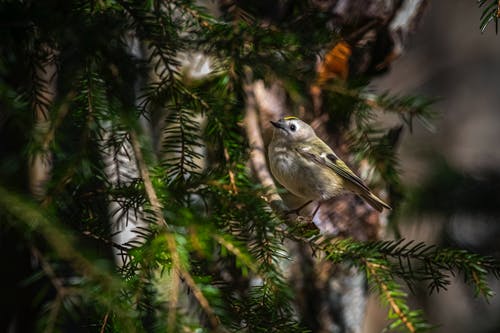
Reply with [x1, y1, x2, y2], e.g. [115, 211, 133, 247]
[268, 117, 390, 212]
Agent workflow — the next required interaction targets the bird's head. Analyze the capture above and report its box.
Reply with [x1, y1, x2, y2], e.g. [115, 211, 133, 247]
[270, 116, 316, 142]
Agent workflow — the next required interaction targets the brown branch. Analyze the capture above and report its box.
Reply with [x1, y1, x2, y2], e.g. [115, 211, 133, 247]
[100, 312, 110, 333]
[213, 234, 259, 273]
[223, 146, 238, 193]
[31, 246, 76, 333]
[242, 70, 286, 213]
[130, 130, 166, 226]
[32, 246, 67, 296]
[129, 130, 223, 331]
[366, 261, 416, 333]
[40, 91, 76, 149]
[82, 230, 131, 253]
[167, 270, 181, 332]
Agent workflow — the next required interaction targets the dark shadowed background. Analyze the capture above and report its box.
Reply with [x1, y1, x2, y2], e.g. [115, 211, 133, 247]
[365, 1, 500, 332]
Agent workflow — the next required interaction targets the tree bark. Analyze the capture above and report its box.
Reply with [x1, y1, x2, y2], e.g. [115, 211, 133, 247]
[29, 44, 57, 199]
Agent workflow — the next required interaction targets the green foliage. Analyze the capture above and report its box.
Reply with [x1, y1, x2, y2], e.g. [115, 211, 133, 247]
[478, 0, 499, 33]
[321, 81, 436, 218]
[319, 237, 500, 332]
[0, 1, 499, 333]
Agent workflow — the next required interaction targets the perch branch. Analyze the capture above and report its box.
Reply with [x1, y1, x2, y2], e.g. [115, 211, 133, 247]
[243, 71, 286, 213]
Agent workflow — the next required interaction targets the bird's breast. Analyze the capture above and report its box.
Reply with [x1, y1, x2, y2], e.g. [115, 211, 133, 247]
[268, 144, 344, 201]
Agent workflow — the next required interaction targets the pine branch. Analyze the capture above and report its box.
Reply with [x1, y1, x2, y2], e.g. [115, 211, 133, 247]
[323, 83, 436, 132]
[348, 125, 402, 188]
[29, 43, 57, 122]
[321, 82, 435, 214]
[322, 238, 500, 299]
[116, 0, 181, 82]
[161, 107, 204, 184]
[3, 1, 499, 332]
[478, 0, 500, 33]
[130, 130, 224, 331]
[130, 130, 166, 226]
[273, 235, 500, 332]
[213, 234, 259, 275]
[366, 261, 431, 333]
[0, 186, 137, 328]
[370, 92, 436, 132]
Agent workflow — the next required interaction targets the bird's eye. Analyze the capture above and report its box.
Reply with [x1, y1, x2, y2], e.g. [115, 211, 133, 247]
[290, 124, 296, 131]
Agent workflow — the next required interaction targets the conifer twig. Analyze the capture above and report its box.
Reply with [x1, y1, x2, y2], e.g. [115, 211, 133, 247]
[82, 230, 131, 253]
[366, 261, 416, 333]
[129, 130, 222, 330]
[213, 234, 259, 273]
[130, 130, 166, 226]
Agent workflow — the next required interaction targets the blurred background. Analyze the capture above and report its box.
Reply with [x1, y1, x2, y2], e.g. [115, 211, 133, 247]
[1, 1, 498, 332]
[366, 1, 500, 332]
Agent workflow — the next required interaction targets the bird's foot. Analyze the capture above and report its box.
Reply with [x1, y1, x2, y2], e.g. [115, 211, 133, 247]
[294, 215, 320, 234]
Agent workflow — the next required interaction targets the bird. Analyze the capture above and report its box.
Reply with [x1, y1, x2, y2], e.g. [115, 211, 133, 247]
[268, 116, 391, 214]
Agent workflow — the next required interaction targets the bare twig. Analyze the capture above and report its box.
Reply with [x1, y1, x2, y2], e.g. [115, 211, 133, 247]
[100, 312, 110, 333]
[82, 230, 131, 252]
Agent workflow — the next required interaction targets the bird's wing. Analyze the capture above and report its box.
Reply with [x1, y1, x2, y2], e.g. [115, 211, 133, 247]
[295, 141, 371, 193]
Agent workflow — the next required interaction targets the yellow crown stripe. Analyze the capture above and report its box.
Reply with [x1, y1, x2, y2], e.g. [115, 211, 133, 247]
[283, 116, 299, 120]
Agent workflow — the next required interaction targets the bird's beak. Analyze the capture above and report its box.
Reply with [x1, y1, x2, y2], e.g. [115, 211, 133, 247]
[270, 120, 286, 130]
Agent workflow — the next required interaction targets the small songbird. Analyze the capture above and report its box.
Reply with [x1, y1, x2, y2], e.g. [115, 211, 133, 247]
[268, 116, 391, 213]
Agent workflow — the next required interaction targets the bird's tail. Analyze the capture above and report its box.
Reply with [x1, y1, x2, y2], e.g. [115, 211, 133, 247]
[360, 191, 391, 212]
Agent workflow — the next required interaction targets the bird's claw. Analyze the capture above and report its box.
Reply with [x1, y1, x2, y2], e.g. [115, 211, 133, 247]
[295, 216, 319, 233]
